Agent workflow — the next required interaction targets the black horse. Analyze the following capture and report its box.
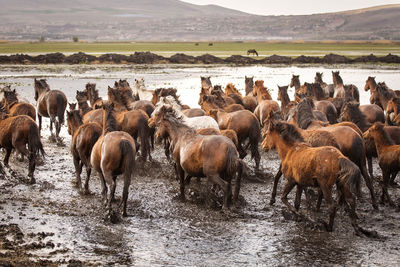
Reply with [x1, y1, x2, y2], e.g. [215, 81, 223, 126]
[247, 49, 258, 56]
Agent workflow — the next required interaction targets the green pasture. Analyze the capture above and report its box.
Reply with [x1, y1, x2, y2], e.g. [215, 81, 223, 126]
[1, 41, 399, 57]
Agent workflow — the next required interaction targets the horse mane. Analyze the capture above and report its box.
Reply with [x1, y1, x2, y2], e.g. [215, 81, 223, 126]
[103, 103, 118, 133]
[311, 83, 326, 100]
[273, 121, 305, 145]
[278, 86, 290, 104]
[377, 82, 395, 99]
[343, 101, 368, 126]
[225, 83, 240, 95]
[296, 98, 315, 129]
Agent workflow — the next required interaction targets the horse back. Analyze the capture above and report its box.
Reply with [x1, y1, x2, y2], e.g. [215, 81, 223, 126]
[10, 103, 36, 121]
[0, 115, 36, 148]
[42, 90, 67, 118]
[73, 122, 102, 162]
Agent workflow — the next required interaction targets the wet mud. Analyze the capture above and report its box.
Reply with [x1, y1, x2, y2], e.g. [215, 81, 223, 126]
[0, 65, 400, 265]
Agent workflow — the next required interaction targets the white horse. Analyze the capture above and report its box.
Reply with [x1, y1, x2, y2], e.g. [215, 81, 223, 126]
[134, 78, 153, 101]
[152, 96, 219, 130]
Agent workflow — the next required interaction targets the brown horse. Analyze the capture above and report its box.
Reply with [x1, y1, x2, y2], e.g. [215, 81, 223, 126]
[108, 87, 152, 161]
[201, 76, 212, 91]
[224, 83, 245, 106]
[386, 97, 400, 125]
[199, 94, 244, 113]
[252, 80, 280, 125]
[292, 99, 378, 209]
[277, 85, 297, 120]
[197, 128, 239, 150]
[66, 109, 102, 193]
[315, 72, 334, 97]
[332, 71, 359, 102]
[289, 75, 301, 96]
[2, 89, 36, 121]
[245, 76, 254, 96]
[262, 119, 365, 233]
[151, 88, 178, 106]
[208, 109, 261, 169]
[0, 102, 44, 184]
[76, 90, 92, 116]
[34, 78, 67, 140]
[90, 102, 136, 216]
[85, 83, 103, 109]
[363, 123, 400, 206]
[339, 101, 385, 132]
[364, 76, 381, 107]
[149, 105, 243, 208]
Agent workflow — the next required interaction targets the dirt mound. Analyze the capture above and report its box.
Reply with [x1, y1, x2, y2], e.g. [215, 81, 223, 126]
[260, 54, 293, 64]
[64, 52, 97, 64]
[33, 53, 66, 64]
[224, 55, 258, 64]
[0, 55, 11, 63]
[196, 54, 224, 64]
[8, 54, 34, 64]
[353, 54, 379, 63]
[127, 52, 166, 64]
[379, 53, 400, 63]
[98, 53, 129, 63]
[322, 53, 352, 64]
[169, 53, 198, 64]
[293, 55, 323, 64]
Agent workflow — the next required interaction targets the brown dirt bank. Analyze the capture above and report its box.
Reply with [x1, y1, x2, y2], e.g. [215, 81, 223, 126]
[0, 52, 400, 65]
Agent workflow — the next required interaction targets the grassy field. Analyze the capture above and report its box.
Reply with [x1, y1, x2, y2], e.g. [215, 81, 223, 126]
[1, 41, 400, 57]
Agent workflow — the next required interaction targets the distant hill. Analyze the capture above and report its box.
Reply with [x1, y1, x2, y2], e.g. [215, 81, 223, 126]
[0, 1, 399, 41]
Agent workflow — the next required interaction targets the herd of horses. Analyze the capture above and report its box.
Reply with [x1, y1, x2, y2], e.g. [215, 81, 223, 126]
[1, 71, 399, 236]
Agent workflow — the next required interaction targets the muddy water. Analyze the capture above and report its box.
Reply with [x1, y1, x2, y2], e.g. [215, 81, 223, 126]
[0, 64, 400, 265]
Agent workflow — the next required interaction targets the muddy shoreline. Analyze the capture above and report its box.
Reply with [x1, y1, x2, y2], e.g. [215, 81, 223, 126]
[1, 52, 400, 65]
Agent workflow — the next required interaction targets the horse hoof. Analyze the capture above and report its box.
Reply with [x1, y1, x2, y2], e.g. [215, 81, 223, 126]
[29, 177, 36, 184]
[269, 199, 276, 206]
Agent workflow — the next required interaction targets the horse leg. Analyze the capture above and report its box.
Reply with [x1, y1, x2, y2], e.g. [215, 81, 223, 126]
[270, 164, 282, 205]
[382, 171, 394, 206]
[233, 160, 243, 203]
[106, 177, 117, 214]
[294, 185, 303, 211]
[360, 164, 378, 210]
[176, 164, 185, 200]
[316, 189, 323, 212]
[72, 155, 82, 189]
[28, 152, 36, 184]
[237, 141, 247, 159]
[3, 148, 12, 167]
[208, 174, 231, 209]
[120, 169, 131, 217]
[98, 172, 108, 205]
[280, 179, 297, 214]
[83, 166, 91, 195]
[49, 117, 54, 136]
[320, 185, 336, 232]
[367, 156, 373, 180]
[390, 171, 398, 186]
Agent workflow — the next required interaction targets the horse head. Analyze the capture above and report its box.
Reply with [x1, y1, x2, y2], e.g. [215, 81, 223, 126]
[34, 78, 50, 101]
[364, 76, 376, 91]
[290, 75, 299, 88]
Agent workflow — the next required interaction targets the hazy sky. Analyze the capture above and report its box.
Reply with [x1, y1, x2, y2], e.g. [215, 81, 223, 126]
[181, 0, 400, 15]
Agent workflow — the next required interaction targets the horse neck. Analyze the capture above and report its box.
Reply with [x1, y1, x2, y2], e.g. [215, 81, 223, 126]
[279, 90, 291, 109]
[350, 110, 370, 132]
[271, 132, 295, 160]
[292, 80, 300, 91]
[102, 110, 119, 135]
[163, 118, 196, 145]
[372, 129, 394, 154]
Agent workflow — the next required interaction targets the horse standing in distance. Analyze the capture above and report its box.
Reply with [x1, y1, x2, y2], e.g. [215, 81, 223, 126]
[247, 49, 258, 56]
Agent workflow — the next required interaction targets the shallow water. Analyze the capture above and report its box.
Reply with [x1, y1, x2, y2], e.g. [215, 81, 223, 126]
[0, 64, 400, 265]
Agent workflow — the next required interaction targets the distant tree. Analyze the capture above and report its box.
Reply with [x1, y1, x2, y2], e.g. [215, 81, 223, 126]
[72, 36, 79, 42]
[39, 36, 45, 42]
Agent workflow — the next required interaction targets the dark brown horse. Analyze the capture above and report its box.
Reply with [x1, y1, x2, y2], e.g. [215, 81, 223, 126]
[262, 119, 365, 234]
[201, 76, 212, 91]
[363, 123, 400, 206]
[85, 83, 103, 109]
[291, 98, 378, 209]
[34, 78, 67, 140]
[0, 102, 44, 184]
[247, 49, 258, 56]
[208, 109, 261, 170]
[332, 71, 359, 102]
[315, 72, 334, 97]
[199, 94, 244, 113]
[149, 105, 243, 208]
[277, 85, 297, 120]
[90, 102, 136, 216]
[2, 89, 36, 121]
[76, 90, 92, 116]
[289, 75, 301, 96]
[66, 109, 102, 194]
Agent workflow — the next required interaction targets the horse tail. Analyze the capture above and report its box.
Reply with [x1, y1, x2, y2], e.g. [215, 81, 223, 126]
[337, 157, 361, 199]
[84, 127, 102, 166]
[56, 93, 66, 125]
[28, 122, 45, 158]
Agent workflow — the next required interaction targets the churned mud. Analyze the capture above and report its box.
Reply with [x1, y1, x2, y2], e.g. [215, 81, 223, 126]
[0, 65, 400, 265]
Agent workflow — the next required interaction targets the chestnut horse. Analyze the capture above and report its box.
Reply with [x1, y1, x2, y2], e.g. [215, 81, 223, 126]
[364, 77, 400, 110]
[0, 102, 44, 184]
[2, 89, 36, 121]
[90, 102, 136, 216]
[262, 119, 367, 234]
[252, 80, 280, 125]
[34, 78, 67, 140]
[363, 123, 400, 206]
[208, 109, 261, 169]
[291, 99, 378, 209]
[66, 109, 102, 194]
[149, 105, 243, 208]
